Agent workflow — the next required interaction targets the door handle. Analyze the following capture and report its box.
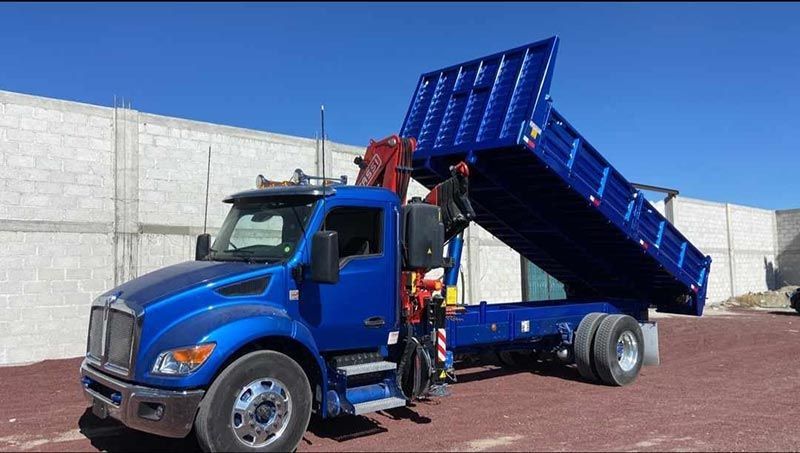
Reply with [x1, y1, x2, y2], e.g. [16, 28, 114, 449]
[363, 316, 385, 328]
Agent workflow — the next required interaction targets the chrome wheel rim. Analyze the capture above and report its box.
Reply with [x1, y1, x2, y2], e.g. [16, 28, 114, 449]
[616, 331, 639, 372]
[230, 377, 292, 448]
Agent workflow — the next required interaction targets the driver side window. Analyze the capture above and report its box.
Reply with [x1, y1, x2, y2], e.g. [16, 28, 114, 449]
[323, 207, 383, 261]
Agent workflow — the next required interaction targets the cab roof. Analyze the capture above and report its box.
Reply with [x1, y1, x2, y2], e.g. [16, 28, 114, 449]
[223, 184, 398, 204]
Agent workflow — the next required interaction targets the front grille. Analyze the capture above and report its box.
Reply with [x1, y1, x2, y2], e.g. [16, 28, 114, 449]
[86, 300, 139, 377]
[106, 310, 135, 369]
[88, 307, 104, 359]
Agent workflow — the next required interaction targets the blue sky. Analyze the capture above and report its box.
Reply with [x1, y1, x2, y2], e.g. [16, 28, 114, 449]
[0, 3, 797, 209]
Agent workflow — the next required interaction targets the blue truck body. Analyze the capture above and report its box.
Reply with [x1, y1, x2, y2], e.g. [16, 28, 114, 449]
[404, 36, 711, 316]
[79, 37, 711, 451]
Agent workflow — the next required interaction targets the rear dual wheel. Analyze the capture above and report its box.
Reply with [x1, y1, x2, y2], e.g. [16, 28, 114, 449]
[574, 313, 644, 386]
[574, 313, 607, 381]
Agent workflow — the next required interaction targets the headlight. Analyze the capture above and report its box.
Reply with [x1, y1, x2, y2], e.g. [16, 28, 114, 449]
[152, 343, 216, 376]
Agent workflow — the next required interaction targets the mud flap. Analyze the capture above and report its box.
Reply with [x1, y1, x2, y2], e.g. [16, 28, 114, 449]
[640, 322, 660, 366]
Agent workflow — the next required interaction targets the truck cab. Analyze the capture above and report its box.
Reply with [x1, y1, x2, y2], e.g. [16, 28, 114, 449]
[81, 184, 412, 451]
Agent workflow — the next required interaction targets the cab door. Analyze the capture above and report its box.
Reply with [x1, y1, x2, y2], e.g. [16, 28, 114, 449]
[299, 199, 398, 352]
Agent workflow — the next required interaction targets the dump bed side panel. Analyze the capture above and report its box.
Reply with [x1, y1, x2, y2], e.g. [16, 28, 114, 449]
[404, 37, 711, 315]
[526, 108, 711, 313]
[401, 37, 558, 156]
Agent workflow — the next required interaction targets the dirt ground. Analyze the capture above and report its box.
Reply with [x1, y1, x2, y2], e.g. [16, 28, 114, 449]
[1, 307, 799, 452]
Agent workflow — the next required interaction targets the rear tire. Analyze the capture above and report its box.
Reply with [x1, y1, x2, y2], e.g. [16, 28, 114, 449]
[195, 350, 312, 452]
[574, 313, 608, 382]
[593, 315, 644, 386]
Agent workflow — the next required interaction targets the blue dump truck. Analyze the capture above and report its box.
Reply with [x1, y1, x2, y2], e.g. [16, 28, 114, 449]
[80, 37, 711, 452]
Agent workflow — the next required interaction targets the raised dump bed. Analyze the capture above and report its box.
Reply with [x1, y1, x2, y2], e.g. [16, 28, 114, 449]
[402, 36, 711, 315]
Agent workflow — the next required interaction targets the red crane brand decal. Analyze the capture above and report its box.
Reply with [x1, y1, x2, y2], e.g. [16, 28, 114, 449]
[357, 155, 383, 185]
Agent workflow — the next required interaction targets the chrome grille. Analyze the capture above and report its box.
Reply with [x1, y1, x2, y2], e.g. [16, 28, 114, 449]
[88, 307, 104, 359]
[86, 297, 140, 378]
[106, 310, 135, 369]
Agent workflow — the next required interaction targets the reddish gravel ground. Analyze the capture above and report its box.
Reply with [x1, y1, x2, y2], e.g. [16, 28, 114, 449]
[1, 308, 799, 452]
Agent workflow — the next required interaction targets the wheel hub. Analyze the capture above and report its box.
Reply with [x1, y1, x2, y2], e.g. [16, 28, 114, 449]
[255, 402, 275, 424]
[231, 378, 292, 448]
[616, 331, 639, 372]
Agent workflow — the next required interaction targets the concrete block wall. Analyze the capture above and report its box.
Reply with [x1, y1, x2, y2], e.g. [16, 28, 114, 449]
[668, 197, 730, 302]
[0, 91, 116, 363]
[728, 205, 777, 293]
[138, 233, 194, 276]
[466, 224, 522, 303]
[776, 209, 800, 285]
[138, 113, 320, 229]
[667, 197, 778, 302]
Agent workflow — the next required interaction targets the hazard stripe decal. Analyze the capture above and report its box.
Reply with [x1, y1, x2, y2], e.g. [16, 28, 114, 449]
[436, 328, 447, 362]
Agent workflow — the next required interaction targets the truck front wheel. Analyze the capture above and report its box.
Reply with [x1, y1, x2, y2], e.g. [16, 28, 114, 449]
[195, 350, 312, 452]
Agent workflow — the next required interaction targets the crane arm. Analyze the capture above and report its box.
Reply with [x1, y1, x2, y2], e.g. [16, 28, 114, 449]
[354, 135, 415, 204]
[354, 135, 475, 241]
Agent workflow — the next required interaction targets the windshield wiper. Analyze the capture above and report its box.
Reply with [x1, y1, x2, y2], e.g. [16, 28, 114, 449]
[211, 249, 276, 264]
[227, 249, 255, 255]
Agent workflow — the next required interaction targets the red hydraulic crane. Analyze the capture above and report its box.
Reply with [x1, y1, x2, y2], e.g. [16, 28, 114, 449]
[353, 135, 474, 325]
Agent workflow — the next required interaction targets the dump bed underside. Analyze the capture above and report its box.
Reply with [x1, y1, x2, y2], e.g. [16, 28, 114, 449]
[403, 37, 710, 315]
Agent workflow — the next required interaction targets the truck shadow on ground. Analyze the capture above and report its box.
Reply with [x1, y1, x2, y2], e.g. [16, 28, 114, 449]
[79, 405, 431, 451]
[302, 405, 431, 446]
[766, 310, 799, 317]
[78, 408, 200, 452]
[455, 356, 587, 385]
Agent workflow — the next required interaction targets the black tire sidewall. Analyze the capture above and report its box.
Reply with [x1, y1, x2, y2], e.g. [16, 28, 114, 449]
[196, 350, 312, 452]
[574, 313, 608, 381]
[594, 315, 644, 386]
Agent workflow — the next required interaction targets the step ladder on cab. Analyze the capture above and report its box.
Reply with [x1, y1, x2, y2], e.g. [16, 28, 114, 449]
[325, 353, 406, 417]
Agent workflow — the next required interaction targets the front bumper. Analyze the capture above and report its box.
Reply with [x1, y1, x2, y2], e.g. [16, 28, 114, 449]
[80, 359, 205, 438]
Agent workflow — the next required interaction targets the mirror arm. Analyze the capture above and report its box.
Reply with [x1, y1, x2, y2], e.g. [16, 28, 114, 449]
[196, 233, 211, 261]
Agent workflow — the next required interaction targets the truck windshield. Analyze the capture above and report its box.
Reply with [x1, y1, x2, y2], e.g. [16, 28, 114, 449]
[210, 199, 316, 263]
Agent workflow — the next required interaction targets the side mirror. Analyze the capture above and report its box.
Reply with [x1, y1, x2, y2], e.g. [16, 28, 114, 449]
[195, 234, 211, 260]
[311, 231, 339, 284]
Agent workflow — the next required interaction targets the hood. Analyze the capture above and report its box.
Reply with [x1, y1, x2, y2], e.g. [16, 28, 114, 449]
[111, 261, 265, 306]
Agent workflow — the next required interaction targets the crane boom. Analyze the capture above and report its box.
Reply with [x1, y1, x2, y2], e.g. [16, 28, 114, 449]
[354, 134, 475, 241]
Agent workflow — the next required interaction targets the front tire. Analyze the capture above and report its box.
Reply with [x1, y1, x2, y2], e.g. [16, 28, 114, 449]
[592, 314, 644, 386]
[195, 350, 312, 452]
